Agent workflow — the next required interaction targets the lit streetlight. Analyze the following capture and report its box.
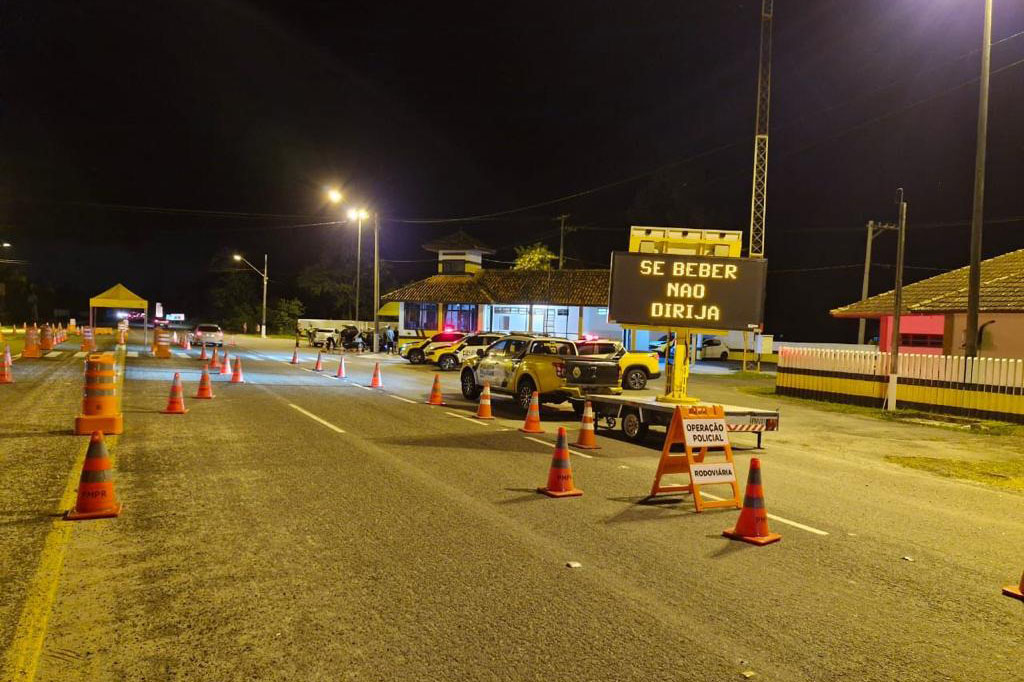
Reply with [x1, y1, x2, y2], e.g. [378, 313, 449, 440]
[326, 188, 343, 205]
[233, 253, 268, 338]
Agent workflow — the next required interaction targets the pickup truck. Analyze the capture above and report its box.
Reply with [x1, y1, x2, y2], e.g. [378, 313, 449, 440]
[460, 334, 622, 414]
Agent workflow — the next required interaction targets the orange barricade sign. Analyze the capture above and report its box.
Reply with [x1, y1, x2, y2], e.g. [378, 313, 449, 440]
[648, 404, 741, 512]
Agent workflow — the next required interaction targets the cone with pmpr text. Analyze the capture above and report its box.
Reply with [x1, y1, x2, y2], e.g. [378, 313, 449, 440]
[162, 372, 188, 414]
[336, 355, 346, 378]
[475, 382, 494, 420]
[0, 344, 13, 384]
[369, 362, 383, 388]
[199, 343, 208, 361]
[314, 351, 324, 372]
[723, 458, 781, 546]
[538, 427, 582, 498]
[1003, 570, 1024, 601]
[195, 368, 215, 399]
[573, 400, 600, 449]
[519, 391, 544, 433]
[220, 349, 231, 375]
[426, 373, 445, 405]
[66, 431, 122, 520]
[208, 346, 219, 370]
[231, 357, 245, 383]
[290, 347, 299, 365]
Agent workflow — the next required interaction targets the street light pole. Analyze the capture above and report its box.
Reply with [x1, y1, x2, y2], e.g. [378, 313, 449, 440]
[886, 191, 908, 412]
[356, 215, 363, 322]
[261, 253, 268, 339]
[965, 0, 993, 357]
[233, 254, 268, 338]
[373, 212, 381, 353]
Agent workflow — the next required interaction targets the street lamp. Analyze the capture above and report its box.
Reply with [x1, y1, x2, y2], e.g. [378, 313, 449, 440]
[326, 188, 343, 205]
[347, 207, 369, 322]
[1, 243, 10, 248]
[233, 253, 268, 339]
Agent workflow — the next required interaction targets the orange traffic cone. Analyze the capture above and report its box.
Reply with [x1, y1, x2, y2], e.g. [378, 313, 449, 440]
[183, 336, 191, 351]
[475, 382, 494, 419]
[314, 351, 324, 372]
[336, 356, 346, 379]
[208, 346, 219, 369]
[369, 362, 383, 388]
[723, 458, 781, 546]
[66, 431, 122, 520]
[290, 347, 299, 365]
[0, 344, 13, 384]
[162, 372, 188, 414]
[195, 368, 215, 399]
[199, 343, 208, 361]
[573, 400, 600, 449]
[231, 357, 245, 383]
[426, 374, 445, 405]
[538, 427, 583, 498]
[519, 390, 544, 433]
[220, 349, 231, 375]
[1003, 571, 1024, 601]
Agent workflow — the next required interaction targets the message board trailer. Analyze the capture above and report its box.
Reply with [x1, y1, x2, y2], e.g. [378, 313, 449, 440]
[587, 393, 779, 449]
[607, 249, 767, 405]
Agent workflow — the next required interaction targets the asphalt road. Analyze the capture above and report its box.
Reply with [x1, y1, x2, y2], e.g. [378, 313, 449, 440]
[2, 334, 1022, 681]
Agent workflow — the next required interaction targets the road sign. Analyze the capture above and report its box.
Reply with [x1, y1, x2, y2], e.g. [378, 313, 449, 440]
[166, 313, 185, 321]
[682, 418, 729, 447]
[608, 251, 767, 330]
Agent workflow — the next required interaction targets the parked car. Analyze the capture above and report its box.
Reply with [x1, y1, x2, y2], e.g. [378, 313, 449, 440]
[460, 334, 622, 414]
[308, 327, 338, 348]
[399, 331, 466, 364]
[576, 339, 662, 390]
[426, 333, 506, 371]
[189, 323, 224, 347]
[702, 337, 730, 360]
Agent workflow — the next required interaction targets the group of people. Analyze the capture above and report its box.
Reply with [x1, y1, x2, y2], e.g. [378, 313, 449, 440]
[317, 324, 399, 354]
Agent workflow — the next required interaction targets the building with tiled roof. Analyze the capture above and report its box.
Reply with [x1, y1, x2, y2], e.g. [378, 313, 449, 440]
[831, 248, 1024, 358]
[382, 232, 618, 339]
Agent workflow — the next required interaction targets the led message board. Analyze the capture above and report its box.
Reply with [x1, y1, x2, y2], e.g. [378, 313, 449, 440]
[608, 252, 767, 330]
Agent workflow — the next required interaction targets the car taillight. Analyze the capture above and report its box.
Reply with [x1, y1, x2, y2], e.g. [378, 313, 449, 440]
[649, 353, 658, 359]
[195, 331, 202, 337]
[553, 361, 566, 378]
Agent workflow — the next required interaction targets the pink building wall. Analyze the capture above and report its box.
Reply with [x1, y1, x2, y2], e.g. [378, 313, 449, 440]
[878, 314, 944, 355]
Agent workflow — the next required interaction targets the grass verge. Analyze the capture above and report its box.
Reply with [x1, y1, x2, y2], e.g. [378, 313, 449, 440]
[885, 456, 1024, 493]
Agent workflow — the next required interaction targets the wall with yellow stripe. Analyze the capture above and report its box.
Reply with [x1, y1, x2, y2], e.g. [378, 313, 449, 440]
[776, 346, 1024, 423]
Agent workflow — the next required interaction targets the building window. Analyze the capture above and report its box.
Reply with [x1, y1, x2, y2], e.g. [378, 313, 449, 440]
[900, 333, 943, 348]
[404, 303, 437, 331]
[441, 260, 467, 274]
[444, 304, 478, 332]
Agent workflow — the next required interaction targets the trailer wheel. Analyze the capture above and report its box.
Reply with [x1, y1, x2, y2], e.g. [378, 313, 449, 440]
[621, 411, 649, 442]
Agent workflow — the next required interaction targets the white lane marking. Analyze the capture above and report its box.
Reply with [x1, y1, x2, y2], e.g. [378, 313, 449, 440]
[288, 404, 346, 434]
[74, 351, 87, 358]
[126, 351, 139, 358]
[445, 410, 490, 426]
[45, 351, 62, 358]
[389, 395, 417, 404]
[352, 384, 374, 391]
[522, 436, 594, 459]
[701, 492, 829, 535]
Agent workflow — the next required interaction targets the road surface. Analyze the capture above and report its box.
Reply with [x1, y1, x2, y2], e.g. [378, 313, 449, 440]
[1, 333, 1021, 681]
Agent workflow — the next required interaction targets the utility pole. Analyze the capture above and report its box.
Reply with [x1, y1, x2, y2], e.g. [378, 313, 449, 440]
[858, 220, 898, 345]
[556, 214, 570, 269]
[373, 212, 380, 354]
[747, 0, 774, 258]
[965, 0, 993, 357]
[886, 191, 908, 412]
[261, 253, 268, 339]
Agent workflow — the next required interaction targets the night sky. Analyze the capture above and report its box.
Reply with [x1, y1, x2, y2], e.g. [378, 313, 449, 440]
[3, 1, 1023, 340]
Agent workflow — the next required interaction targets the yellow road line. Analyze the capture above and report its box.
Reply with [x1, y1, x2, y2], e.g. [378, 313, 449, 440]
[2, 347, 127, 681]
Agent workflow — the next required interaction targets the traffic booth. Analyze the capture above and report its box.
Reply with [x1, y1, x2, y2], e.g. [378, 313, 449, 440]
[154, 328, 172, 358]
[648, 404, 741, 512]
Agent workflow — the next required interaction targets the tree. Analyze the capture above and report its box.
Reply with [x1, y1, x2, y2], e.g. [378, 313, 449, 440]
[296, 261, 355, 319]
[268, 297, 305, 334]
[210, 272, 260, 332]
[513, 243, 556, 271]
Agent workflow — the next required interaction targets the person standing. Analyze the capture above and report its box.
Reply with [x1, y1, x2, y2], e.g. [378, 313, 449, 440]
[385, 325, 396, 354]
